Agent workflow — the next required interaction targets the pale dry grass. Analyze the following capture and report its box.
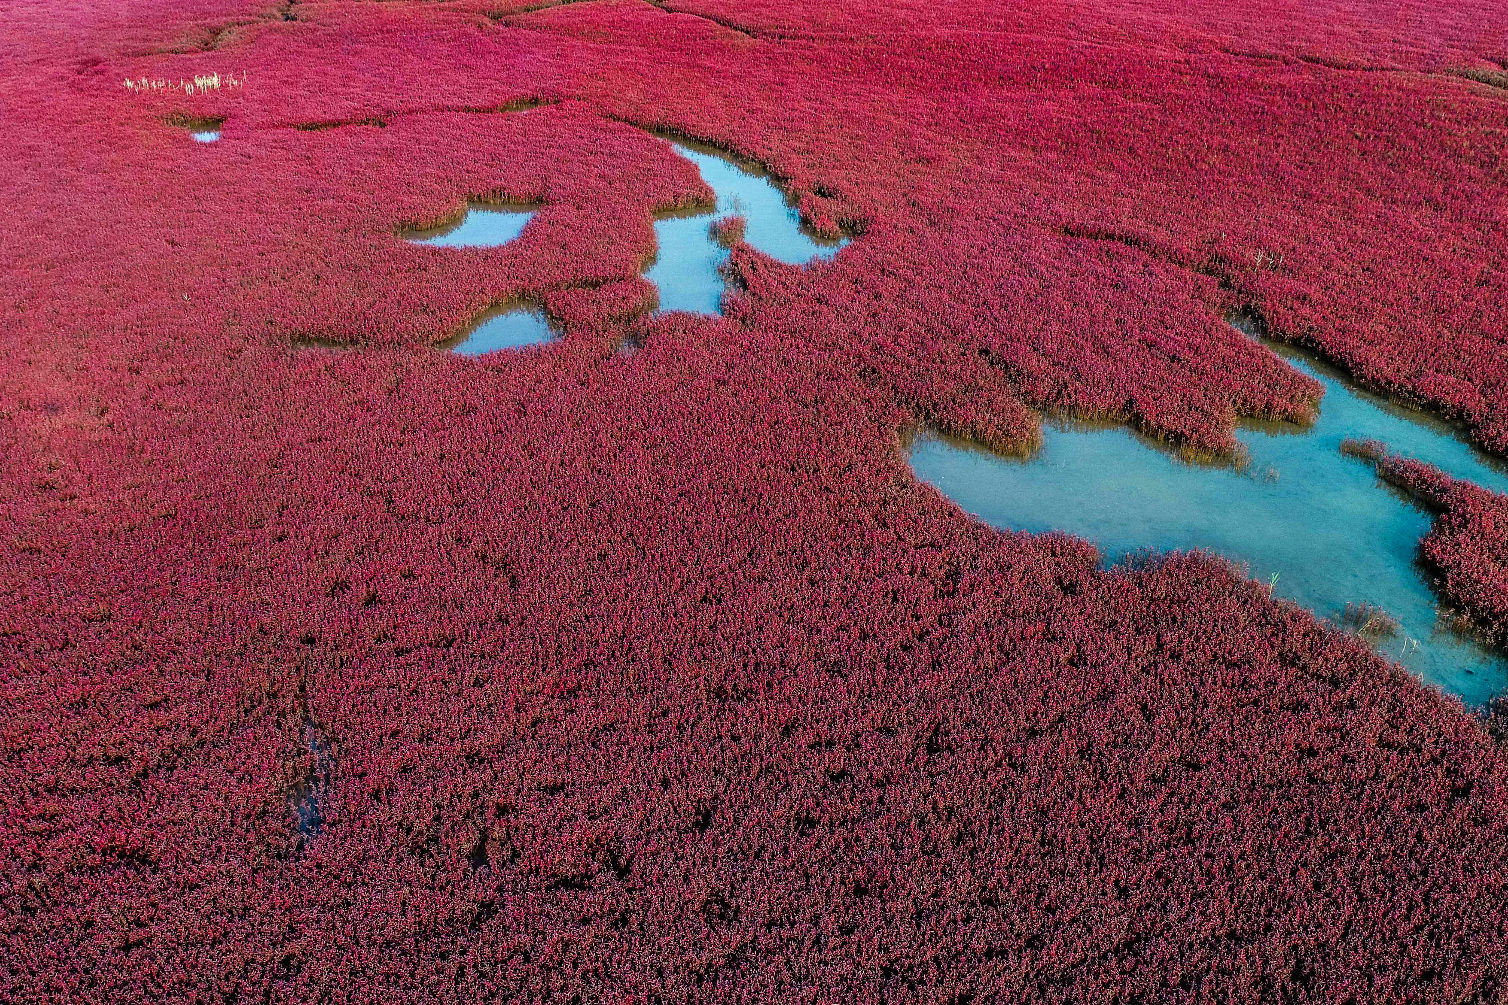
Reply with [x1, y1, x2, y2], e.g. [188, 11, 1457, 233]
[124, 71, 245, 95]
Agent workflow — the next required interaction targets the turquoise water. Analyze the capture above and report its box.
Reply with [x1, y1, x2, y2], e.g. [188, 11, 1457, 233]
[441, 303, 556, 355]
[190, 129, 220, 143]
[647, 140, 847, 314]
[406, 205, 547, 354]
[405, 203, 535, 248]
[406, 138, 844, 330]
[908, 317, 1508, 704]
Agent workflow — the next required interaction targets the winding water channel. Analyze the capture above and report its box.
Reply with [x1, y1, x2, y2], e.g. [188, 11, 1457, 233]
[909, 317, 1508, 705]
[647, 139, 846, 314]
[408, 134, 847, 353]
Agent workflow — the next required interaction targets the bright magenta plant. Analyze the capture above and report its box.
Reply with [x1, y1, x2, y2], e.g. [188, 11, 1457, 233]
[1354, 447, 1508, 644]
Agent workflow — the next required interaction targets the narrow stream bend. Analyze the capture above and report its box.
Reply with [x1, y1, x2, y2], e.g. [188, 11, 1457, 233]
[646, 138, 848, 314]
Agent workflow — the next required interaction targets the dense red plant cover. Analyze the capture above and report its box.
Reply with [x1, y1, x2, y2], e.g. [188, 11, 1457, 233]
[5, 0, 1508, 1000]
[1346, 441, 1508, 645]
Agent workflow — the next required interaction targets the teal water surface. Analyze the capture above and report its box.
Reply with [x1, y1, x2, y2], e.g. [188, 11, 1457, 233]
[442, 303, 556, 355]
[909, 319, 1508, 704]
[647, 140, 847, 314]
[408, 138, 845, 329]
[406, 203, 535, 248]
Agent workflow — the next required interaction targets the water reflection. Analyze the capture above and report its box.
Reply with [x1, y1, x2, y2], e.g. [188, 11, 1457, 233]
[909, 316, 1508, 704]
[191, 129, 220, 143]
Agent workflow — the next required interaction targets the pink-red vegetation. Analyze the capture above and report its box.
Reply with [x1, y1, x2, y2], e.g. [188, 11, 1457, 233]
[1347, 440, 1508, 645]
[5, 0, 1508, 1000]
[708, 213, 746, 249]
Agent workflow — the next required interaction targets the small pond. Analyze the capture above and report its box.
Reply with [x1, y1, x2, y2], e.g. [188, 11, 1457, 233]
[191, 129, 221, 143]
[909, 316, 1508, 704]
[405, 202, 536, 248]
[441, 303, 557, 355]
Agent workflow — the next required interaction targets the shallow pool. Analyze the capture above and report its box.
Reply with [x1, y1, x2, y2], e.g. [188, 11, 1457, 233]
[191, 129, 220, 143]
[909, 317, 1508, 704]
[647, 140, 846, 314]
[405, 202, 535, 248]
[442, 303, 556, 355]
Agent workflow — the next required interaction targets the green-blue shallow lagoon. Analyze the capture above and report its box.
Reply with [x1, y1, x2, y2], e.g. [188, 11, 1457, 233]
[909, 318, 1508, 705]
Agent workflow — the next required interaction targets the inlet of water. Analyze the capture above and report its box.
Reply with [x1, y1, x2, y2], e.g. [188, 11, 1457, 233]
[442, 303, 557, 355]
[647, 140, 847, 314]
[908, 317, 1508, 705]
[405, 202, 536, 248]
